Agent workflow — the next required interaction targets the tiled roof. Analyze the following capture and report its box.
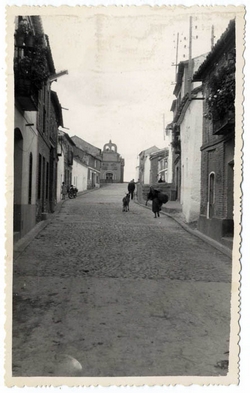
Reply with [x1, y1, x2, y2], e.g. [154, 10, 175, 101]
[193, 19, 235, 81]
[71, 136, 101, 158]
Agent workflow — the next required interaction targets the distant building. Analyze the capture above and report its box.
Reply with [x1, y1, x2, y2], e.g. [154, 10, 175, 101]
[57, 130, 75, 201]
[71, 136, 102, 189]
[149, 148, 169, 184]
[138, 146, 160, 184]
[100, 140, 125, 183]
[72, 154, 88, 193]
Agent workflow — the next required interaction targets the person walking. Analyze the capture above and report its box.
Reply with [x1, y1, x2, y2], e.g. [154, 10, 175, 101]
[128, 179, 136, 200]
[61, 182, 68, 200]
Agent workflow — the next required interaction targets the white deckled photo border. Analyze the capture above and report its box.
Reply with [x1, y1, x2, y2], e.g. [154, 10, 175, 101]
[1, 1, 249, 391]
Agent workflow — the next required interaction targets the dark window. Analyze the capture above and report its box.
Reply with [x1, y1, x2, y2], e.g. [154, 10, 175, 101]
[38, 154, 42, 199]
[209, 173, 215, 205]
[208, 172, 215, 218]
[43, 104, 46, 133]
[46, 162, 49, 199]
[42, 157, 45, 204]
[28, 153, 33, 204]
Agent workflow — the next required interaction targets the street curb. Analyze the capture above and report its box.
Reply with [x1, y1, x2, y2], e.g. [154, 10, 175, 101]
[134, 200, 232, 258]
[13, 187, 101, 260]
[14, 220, 51, 261]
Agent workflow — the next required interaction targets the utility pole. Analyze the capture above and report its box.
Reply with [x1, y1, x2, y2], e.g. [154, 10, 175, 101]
[188, 16, 193, 101]
[163, 114, 165, 140]
[175, 32, 179, 81]
[211, 25, 215, 49]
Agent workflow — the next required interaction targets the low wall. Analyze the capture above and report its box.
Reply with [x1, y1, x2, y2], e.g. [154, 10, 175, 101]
[198, 215, 234, 241]
[100, 179, 124, 184]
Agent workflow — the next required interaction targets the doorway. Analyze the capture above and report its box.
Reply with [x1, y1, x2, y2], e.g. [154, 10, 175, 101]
[227, 161, 234, 220]
[208, 172, 215, 219]
[106, 172, 113, 183]
[14, 128, 23, 232]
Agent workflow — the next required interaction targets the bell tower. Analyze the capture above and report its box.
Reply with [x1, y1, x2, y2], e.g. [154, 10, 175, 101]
[103, 140, 117, 153]
[100, 140, 124, 183]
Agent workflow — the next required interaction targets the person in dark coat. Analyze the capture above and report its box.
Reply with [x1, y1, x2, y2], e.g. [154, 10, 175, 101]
[128, 179, 136, 200]
[146, 186, 162, 217]
[152, 197, 161, 218]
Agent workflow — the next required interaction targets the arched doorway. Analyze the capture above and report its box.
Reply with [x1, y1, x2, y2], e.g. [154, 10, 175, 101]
[14, 128, 23, 233]
[207, 172, 215, 219]
[106, 172, 113, 183]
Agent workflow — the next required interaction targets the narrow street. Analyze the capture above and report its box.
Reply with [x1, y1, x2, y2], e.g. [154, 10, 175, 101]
[13, 184, 232, 377]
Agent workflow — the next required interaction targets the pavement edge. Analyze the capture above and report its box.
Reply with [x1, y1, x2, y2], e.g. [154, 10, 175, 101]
[134, 200, 232, 258]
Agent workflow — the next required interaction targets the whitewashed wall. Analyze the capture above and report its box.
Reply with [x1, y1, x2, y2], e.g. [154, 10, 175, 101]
[14, 109, 38, 206]
[57, 150, 65, 202]
[72, 159, 88, 192]
[144, 155, 151, 184]
[180, 91, 203, 223]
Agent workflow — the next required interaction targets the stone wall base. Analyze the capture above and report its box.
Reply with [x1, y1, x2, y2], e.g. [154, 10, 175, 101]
[198, 215, 234, 244]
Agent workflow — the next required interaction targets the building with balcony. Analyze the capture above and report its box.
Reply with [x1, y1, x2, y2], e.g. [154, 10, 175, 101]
[14, 16, 63, 241]
[193, 19, 235, 245]
[100, 140, 125, 183]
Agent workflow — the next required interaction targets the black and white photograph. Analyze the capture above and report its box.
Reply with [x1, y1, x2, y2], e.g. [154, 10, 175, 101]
[3, 2, 247, 388]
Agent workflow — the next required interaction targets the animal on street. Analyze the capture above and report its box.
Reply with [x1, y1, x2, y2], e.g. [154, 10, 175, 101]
[122, 193, 130, 212]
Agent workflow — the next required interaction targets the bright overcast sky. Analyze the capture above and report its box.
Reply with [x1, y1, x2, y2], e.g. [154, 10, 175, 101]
[41, 6, 235, 181]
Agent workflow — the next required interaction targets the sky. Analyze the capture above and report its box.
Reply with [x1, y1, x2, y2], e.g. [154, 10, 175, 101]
[40, 7, 235, 181]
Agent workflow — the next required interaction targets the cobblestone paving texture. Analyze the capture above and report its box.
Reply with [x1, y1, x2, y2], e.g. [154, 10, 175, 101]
[12, 184, 232, 378]
[14, 185, 231, 282]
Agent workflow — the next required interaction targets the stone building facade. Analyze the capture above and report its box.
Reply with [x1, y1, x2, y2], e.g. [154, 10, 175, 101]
[193, 19, 235, 245]
[14, 16, 63, 241]
[100, 140, 124, 183]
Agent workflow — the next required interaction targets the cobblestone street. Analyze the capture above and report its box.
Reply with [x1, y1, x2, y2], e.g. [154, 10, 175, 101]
[13, 184, 232, 377]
